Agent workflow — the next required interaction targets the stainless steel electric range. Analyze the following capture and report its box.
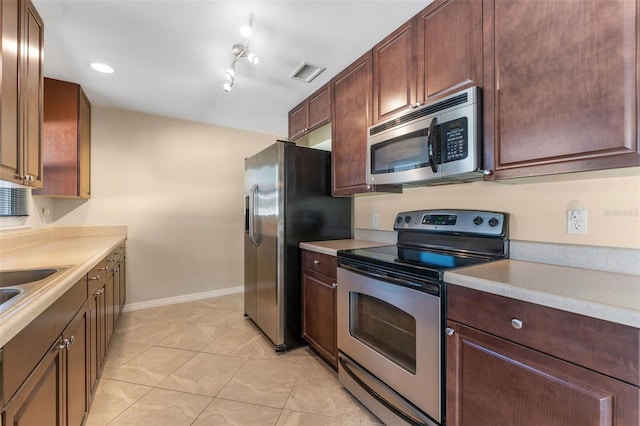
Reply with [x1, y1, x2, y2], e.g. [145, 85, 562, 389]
[337, 209, 509, 426]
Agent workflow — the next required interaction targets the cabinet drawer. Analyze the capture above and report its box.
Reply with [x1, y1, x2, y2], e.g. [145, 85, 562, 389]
[2, 278, 88, 406]
[87, 258, 108, 293]
[301, 250, 337, 278]
[447, 285, 639, 386]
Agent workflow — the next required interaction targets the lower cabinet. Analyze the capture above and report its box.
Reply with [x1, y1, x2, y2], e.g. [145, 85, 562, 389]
[2, 339, 64, 425]
[446, 285, 640, 426]
[301, 250, 338, 369]
[1, 242, 127, 426]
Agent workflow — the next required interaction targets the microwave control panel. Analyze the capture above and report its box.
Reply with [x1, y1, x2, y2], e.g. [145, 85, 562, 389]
[440, 117, 468, 163]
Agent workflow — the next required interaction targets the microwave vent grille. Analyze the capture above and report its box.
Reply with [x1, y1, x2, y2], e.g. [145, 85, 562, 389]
[369, 92, 469, 136]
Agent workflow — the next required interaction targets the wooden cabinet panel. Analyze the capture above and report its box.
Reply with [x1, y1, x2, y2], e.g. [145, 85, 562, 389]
[372, 19, 417, 123]
[331, 52, 375, 195]
[2, 340, 64, 426]
[307, 86, 331, 130]
[0, 0, 21, 183]
[448, 285, 640, 386]
[446, 321, 640, 426]
[288, 84, 331, 141]
[22, 0, 44, 188]
[302, 265, 338, 370]
[483, 0, 640, 178]
[34, 78, 92, 198]
[64, 307, 89, 426]
[418, 0, 482, 102]
[301, 249, 338, 278]
[2, 277, 87, 406]
[288, 102, 307, 140]
[0, 0, 43, 187]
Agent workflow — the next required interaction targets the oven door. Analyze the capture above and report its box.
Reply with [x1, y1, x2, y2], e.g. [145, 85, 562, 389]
[337, 266, 441, 425]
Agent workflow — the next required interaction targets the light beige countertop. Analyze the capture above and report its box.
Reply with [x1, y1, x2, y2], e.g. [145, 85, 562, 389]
[445, 259, 640, 329]
[0, 227, 126, 347]
[299, 239, 388, 256]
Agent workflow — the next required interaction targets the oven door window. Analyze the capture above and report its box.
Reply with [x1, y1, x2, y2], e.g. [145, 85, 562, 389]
[349, 292, 416, 374]
[370, 128, 430, 174]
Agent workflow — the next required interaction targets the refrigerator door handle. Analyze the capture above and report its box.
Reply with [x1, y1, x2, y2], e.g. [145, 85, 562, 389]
[249, 184, 259, 246]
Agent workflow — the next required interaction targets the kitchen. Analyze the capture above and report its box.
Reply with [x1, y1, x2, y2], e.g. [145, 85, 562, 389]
[1, 0, 639, 425]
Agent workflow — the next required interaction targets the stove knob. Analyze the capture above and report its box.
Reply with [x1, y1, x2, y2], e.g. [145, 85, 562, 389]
[404, 215, 412, 224]
[396, 216, 403, 224]
[473, 216, 484, 226]
[488, 217, 500, 227]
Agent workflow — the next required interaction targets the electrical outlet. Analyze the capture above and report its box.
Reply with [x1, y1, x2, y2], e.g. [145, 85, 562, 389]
[372, 213, 379, 229]
[567, 209, 587, 234]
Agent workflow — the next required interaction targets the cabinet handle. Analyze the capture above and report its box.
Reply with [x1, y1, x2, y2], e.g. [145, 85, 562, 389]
[57, 336, 74, 351]
[107, 258, 117, 263]
[94, 289, 104, 295]
[98, 266, 108, 271]
[89, 275, 100, 281]
[331, 282, 337, 288]
[313, 259, 320, 265]
[511, 319, 523, 329]
[445, 327, 455, 336]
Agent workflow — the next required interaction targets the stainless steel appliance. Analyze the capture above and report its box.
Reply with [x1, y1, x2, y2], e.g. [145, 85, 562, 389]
[337, 210, 509, 425]
[244, 141, 352, 352]
[366, 87, 484, 186]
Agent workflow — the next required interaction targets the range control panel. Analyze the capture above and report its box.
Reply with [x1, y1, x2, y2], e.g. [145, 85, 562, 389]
[394, 210, 507, 237]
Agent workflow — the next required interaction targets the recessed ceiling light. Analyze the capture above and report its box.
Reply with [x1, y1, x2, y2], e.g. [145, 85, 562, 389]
[90, 62, 115, 74]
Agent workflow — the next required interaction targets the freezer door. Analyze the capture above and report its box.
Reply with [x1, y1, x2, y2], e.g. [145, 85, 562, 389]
[255, 143, 284, 346]
[244, 156, 258, 321]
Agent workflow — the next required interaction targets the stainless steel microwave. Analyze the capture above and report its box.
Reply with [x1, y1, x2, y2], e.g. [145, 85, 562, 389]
[366, 86, 484, 186]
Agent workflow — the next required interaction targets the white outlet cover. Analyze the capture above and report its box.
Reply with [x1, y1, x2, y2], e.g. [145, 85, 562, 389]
[567, 210, 587, 234]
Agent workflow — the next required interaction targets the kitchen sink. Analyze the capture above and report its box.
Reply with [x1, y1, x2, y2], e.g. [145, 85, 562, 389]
[0, 288, 22, 305]
[0, 268, 67, 288]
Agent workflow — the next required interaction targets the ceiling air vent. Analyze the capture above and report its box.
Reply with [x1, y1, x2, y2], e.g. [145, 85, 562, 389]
[289, 62, 326, 83]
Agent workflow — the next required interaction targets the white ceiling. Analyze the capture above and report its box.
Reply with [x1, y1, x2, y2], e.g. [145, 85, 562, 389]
[33, 0, 432, 137]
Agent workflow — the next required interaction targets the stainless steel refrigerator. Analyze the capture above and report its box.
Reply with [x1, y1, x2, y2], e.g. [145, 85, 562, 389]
[244, 141, 352, 352]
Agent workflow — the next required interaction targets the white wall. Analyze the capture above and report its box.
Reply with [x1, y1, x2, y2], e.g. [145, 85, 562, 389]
[34, 107, 277, 304]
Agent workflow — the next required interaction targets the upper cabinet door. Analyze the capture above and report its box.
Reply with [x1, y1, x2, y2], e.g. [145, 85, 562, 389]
[484, 0, 640, 179]
[417, 0, 483, 103]
[331, 52, 374, 195]
[22, 0, 44, 188]
[372, 19, 418, 124]
[288, 84, 331, 141]
[288, 102, 307, 141]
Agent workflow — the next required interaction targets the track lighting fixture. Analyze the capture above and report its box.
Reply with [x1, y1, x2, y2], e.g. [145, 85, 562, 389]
[223, 15, 259, 93]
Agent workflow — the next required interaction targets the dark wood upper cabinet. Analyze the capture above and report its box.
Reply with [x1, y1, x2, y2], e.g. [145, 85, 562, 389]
[33, 78, 91, 198]
[372, 19, 418, 124]
[288, 84, 331, 141]
[331, 52, 373, 195]
[372, 0, 482, 125]
[483, 0, 640, 179]
[331, 52, 402, 195]
[417, 0, 483, 103]
[0, 0, 44, 188]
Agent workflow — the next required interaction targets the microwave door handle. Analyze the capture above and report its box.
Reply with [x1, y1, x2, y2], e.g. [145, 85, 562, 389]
[427, 117, 438, 173]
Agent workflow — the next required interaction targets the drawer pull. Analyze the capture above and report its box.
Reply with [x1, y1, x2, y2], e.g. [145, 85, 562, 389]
[445, 327, 455, 336]
[511, 319, 523, 329]
[331, 282, 337, 288]
[313, 259, 320, 265]
[89, 275, 100, 281]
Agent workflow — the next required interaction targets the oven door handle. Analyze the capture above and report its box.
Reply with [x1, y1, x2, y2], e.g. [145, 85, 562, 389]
[338, 264, 440, 297]
[427, 117, 438, 173]
[339, 355, 437, 426]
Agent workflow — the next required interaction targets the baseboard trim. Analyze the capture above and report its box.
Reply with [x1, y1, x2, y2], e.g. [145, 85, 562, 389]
[122, 286, 244, 312]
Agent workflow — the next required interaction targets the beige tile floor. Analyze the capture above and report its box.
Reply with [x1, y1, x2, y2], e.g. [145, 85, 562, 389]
[86, 293, 383, 425]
